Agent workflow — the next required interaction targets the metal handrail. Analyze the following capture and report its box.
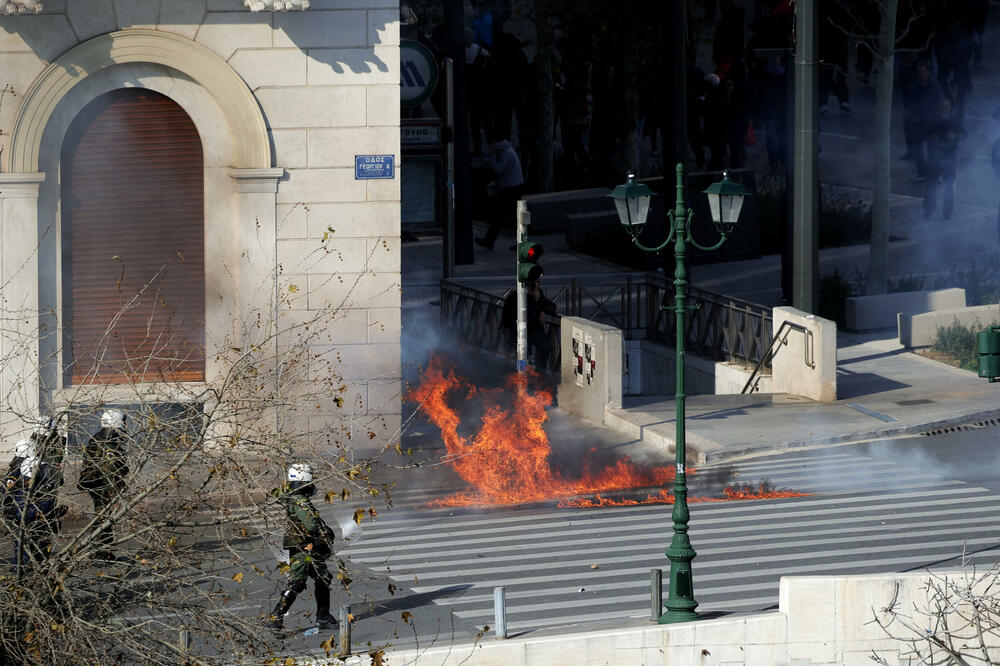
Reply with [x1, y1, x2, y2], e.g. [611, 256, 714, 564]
[741, 320, 815, 394]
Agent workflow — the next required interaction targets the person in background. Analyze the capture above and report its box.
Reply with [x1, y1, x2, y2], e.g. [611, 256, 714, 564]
[902, 60, 944, 181]
[475, 133, 524, 251]
[3, 435, 63, 566]
[501, 276, 557, 371]
[923, 97, 963, 220]
[78, 408, 129, 560]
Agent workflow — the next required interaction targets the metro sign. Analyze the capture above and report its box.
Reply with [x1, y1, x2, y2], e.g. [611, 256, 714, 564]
[400, 39, 438, 108]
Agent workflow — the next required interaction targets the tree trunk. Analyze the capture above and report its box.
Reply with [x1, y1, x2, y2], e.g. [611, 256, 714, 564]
[533, 0, 554, 192]
[866, 0, 897, 295]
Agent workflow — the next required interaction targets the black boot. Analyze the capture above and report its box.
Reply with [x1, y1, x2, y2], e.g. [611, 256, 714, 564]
[314, 582, 337, 629]
[269, 589, 297, 632]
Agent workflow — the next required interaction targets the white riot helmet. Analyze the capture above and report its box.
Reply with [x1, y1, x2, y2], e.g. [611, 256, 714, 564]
[101, 409, 126, 431]
[19, 455, 38, 479]
[13, 438, 36, 460]
[287, 463, 313, 484]
[32, 417, 54, 437]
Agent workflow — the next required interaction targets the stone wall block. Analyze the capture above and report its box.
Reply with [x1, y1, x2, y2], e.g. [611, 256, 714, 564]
[306, 272, 400, 310]
[113, 0, 160, 29]
[307, 126, 399, 168]
[276, 203, 308, 239]
[368, 9, 398, 46]
[157, 0, 207, 39]
[274, 9, 366, 48]
[306, 45, 397, 86]
[366, 84, 399, 125]
[269, 129, 308, 168]
[307, 202, 398, 237]
[67, 0, 116, 41]
[0, 14, 78, 61]
[231, 48, 307, 89]
[196, 11, 272, 61]
[276, 167, 365, 204]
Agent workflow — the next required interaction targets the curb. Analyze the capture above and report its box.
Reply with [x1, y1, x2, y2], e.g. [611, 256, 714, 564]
[604, 405, 1000, 465]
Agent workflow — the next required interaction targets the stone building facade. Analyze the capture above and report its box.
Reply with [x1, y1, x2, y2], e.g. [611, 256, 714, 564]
[0, 0, 401, 451]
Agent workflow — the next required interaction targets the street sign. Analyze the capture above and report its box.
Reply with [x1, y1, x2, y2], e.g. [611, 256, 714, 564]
[355, 155, 395, 180]
[400, 39, 438, 108]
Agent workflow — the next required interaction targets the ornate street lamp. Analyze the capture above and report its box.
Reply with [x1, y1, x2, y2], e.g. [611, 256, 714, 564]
[610, 164, 748, 623]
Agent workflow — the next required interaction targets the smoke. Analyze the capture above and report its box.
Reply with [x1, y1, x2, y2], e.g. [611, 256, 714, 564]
[335, 513, 363, 543]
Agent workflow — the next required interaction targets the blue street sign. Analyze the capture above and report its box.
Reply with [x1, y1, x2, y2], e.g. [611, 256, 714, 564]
[355, 155, 395, 180]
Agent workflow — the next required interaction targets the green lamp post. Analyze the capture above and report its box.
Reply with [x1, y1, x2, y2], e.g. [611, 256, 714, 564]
[610, 164, 749, 623]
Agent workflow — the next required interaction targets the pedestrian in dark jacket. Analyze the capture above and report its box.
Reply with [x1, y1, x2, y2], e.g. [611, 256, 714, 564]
[501, 277, 557, 370]
[269, 463, 338, 633]
[77, 409, 129, 559]
[3, 437, 63, 566]
[475, 134, 524, 250]
[923, 97, 963, 220]
[903, 61, 944, 179]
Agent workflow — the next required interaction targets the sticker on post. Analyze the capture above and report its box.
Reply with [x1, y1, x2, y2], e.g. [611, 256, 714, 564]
[676, 464, 685, 475]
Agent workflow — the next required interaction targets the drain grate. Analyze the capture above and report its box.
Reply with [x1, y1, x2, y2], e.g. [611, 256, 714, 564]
[921, 418, 1000, 436]
[895, 399, 935, 406]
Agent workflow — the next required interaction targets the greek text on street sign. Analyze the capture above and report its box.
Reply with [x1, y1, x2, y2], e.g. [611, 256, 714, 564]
[355, 155, 395, 180]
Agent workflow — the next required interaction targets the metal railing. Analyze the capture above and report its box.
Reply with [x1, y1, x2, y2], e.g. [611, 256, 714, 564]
[440, 275, 774, 372]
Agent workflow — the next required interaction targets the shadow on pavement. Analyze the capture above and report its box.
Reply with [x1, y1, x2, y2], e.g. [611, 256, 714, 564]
[350, 584, 474, 622]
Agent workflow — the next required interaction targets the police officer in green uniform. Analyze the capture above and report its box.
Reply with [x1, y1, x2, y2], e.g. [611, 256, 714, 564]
[269, 463, 337, 632]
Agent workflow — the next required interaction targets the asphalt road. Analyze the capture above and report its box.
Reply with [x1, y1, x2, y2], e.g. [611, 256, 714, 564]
[336, 422, 1000, 645]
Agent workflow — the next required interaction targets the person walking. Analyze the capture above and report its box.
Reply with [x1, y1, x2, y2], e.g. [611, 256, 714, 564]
[77, 409, 129, 560]
[923, 97, 963, 220]
[269, 463, 338, 633]
[474, 133, 524, 250]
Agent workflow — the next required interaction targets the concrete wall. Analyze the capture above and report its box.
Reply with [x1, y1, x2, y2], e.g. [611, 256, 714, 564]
[846, 288, 966, 331]
[342, 571, 984, 666]
[557, 317, 623, 424]
[772, 307, 836, 402]
[625, 339, 773, 396]
[898, 304, 1000, 348]
[0, 1, 401, 449]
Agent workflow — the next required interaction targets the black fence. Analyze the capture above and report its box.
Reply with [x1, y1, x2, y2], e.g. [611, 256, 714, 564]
[440, 274, 773, 373]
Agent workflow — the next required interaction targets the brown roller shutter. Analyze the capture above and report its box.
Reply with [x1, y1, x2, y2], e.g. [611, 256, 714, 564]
[61, 88, 205, 385]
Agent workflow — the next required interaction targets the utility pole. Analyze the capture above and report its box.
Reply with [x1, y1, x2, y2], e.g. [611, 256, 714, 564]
[793, 0, 819, 312]
[446, 0, 474, 265]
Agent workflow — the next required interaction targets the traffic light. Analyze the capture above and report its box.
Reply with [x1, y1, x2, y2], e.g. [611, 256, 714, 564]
[517, 241, 544, 284]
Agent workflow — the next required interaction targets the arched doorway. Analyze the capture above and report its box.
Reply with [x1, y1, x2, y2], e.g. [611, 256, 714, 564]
[61, 88, 205, 385]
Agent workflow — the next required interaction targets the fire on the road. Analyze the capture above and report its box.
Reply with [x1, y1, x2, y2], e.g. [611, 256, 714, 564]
[410, 356, 808, 508]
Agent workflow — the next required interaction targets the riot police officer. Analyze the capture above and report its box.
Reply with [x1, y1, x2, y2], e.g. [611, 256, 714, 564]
[3, 437, 63, 566]
[268, 463, 337, 633]
[77, 409, 129, 559]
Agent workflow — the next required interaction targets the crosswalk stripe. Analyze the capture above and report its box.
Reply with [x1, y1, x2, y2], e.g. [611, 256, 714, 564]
[345, 483, 984, 538]
[410, 545, 1000, 595]
[355, 521, 1000, 570]
[390, 533, 1000, 582]
[346, 513, 1000, 564]
[342, 488, 991, 551]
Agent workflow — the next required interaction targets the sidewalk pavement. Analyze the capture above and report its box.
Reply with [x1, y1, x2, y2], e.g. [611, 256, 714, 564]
[404, 209, 1000, 465]
[606, 330, 1000, 464]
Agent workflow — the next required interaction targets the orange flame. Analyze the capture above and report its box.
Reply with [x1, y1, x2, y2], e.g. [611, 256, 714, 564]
[411, 356, 808, 508]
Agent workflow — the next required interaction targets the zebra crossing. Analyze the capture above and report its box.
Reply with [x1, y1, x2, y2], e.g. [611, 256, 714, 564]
[340, 449, 1000, 634]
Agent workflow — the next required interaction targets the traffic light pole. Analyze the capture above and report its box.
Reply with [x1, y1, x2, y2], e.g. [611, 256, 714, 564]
[516, 199, 529, 373]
